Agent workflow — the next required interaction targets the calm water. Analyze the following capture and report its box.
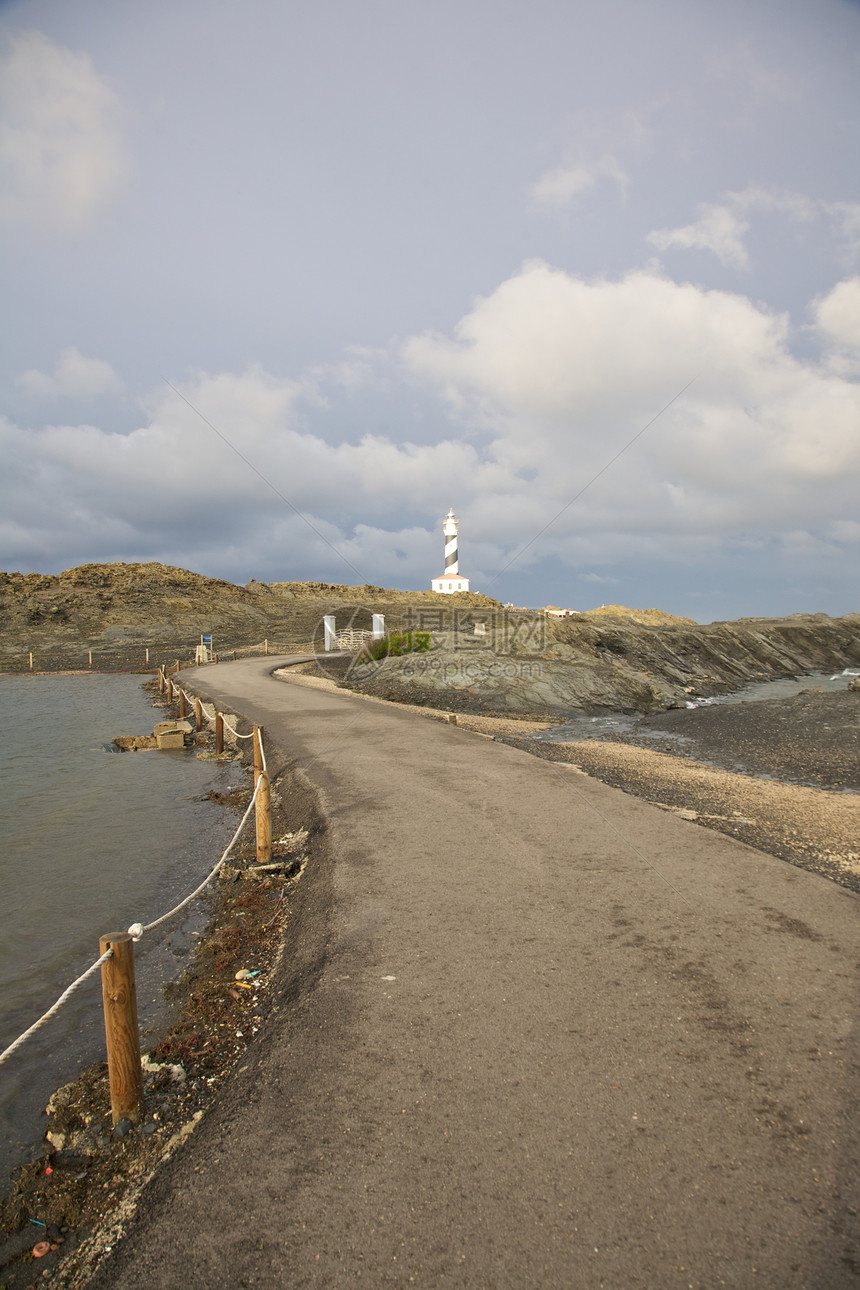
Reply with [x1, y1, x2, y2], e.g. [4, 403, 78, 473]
[0, 674, 243, 1182]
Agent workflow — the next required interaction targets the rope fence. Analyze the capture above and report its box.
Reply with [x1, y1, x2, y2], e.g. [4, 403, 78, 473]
[0, 712, 275, 1126]
[0, 638, 314, 675]
[222, 720, 255, 740]
[0, 952, 114, 1068]
[158, 669, 261, 753]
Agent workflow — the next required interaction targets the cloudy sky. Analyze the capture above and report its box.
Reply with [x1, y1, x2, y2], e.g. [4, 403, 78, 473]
[1, 0, 858, 622]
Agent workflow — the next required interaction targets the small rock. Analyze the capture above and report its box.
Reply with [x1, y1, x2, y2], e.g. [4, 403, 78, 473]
[112, 1118, 133, 1139]
[68, 1127, 106, 1155]
[45, 1082, 77, 1115]
[274, 828, 309, 852]
[141, 1055, 186, 1083]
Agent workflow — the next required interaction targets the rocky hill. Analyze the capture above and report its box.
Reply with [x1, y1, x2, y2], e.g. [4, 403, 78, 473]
[578, 604, 697, 627]
[344, 606, 860, 716]
[0, 562, 499, 668]
[2, 563, 857, 714]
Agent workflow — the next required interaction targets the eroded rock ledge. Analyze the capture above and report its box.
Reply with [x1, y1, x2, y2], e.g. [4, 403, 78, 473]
[342, 612, 860, 715]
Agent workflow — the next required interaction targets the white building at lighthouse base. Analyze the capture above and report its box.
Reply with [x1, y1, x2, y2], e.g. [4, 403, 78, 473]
[431, 573, 470, 593]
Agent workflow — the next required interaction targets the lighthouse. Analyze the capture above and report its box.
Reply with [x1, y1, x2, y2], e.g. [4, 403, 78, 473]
[431, 508, 470, 593]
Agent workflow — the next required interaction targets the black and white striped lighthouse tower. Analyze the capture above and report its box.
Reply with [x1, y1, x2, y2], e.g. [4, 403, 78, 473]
[431, 508, 470, 593]
[444, 508, 460, 575]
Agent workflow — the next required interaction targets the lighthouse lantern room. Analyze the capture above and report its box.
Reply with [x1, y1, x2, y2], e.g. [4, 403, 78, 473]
[431, 508, 470, 593]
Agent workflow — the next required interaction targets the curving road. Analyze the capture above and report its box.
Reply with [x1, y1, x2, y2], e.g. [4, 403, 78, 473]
[92, 656, 860, 1289]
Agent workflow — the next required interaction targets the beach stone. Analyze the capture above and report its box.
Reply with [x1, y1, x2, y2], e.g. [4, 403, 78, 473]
[113, 734, 158, 750]
[45, 1082, 77, 1116]
[141, 1056, 186, 1084]
[153, 719, 192, 749]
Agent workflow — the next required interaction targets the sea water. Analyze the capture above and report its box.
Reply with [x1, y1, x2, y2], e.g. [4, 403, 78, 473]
[0, 673, 243, 1183]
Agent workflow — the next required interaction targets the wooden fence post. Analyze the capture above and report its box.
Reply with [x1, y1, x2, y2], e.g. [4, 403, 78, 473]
[158, 667, 165, 694]
[215, 711, 224, 754]
[253, 726, 264, 785]
[256, 771, 272, 863]
[99, 932, 144, 1126]
[194, 697, 203, 731]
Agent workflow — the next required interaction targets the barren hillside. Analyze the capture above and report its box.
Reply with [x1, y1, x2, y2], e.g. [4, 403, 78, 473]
[0, 562, 499, 668]
[2, 564, 857, 714]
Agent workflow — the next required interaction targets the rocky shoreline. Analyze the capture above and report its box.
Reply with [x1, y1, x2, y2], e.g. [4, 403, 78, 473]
[282, 661, 860, 890]
[344, 617, 860, 715]
[0, 684, 324, 1290]
[498, 688, 860, 893]
[285, 659, 860, 892]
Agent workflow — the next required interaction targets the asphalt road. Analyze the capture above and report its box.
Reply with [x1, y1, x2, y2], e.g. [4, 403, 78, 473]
[91, 658, 860, 1289]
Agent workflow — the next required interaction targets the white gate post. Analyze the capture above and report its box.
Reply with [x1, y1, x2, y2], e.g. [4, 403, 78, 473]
[323, 615, 336, 652]
[372, 614, 385, 640]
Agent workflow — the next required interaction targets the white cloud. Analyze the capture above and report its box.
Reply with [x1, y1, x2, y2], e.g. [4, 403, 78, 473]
[648, 203, 751, 269]
[828, 202, 860, 262]
[728, 185, 816, 221]
[649, 186, 852, 272]
[403, 261, 860, 542]
[813, 277, 860, 375]
[16, 347, 124, 399]
[0, 29, 130, 234]
[404, 261, 787, 427]
[3, 268, 858, 595]
[0, 366, 503, 583]
[531, 153, 629, 210]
